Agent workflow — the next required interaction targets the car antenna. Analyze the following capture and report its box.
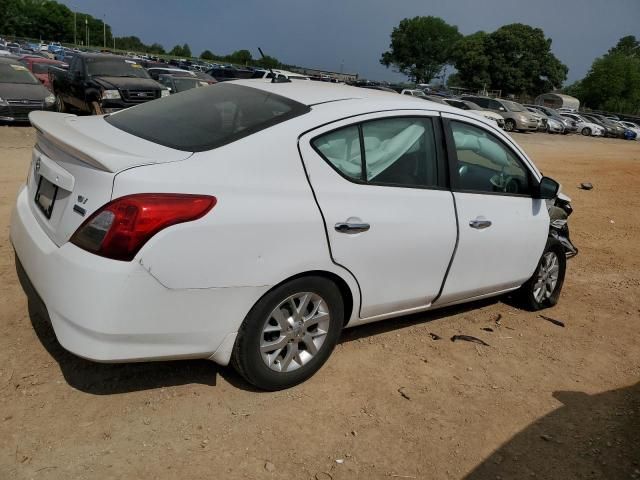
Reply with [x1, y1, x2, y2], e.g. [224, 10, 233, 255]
[258, 47, 290, 83]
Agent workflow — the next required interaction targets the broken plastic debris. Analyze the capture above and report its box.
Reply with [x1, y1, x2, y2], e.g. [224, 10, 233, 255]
[539, 315, 565, 328]
[579, 182, 593, 190]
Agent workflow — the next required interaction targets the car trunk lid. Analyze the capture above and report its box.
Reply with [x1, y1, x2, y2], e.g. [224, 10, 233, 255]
[27, 111, 193, 246]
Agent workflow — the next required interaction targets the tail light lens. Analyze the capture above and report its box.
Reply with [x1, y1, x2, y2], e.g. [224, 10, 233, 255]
[70, 193, 216, 261]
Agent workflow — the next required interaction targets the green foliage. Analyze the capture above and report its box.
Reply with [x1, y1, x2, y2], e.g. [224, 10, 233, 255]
[572, 43, 640, 114]
[200, 49, 216, 60]
[227, 49, 252, 65]
[255, 55, 280, 69]
[380, 16, 462, 83]
[451, 24, 568, 96]
[181, 43, 191, 58]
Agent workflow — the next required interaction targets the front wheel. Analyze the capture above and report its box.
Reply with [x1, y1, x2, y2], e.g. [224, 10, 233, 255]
[90, 101, 104, 115]
[232, 276, 344, 390]
[504, 119, 515, 132]
[55, 95, 66, 113]
[581, 127, 591, 136]
[517, 239, 566, 311]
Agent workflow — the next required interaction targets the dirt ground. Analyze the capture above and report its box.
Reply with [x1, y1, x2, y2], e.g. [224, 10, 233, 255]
[0, 125, 639, 480]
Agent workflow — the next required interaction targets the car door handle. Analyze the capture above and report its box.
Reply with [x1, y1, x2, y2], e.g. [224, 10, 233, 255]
[335, 222, 370, 234]
[469, 218, 492, 229]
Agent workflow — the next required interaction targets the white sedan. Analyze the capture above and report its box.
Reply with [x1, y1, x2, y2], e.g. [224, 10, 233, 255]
[561, 113, 605, 137]
[11, 81, 573, 390]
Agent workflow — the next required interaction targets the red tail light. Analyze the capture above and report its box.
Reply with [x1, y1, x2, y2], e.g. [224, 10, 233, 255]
[70, 193, 216, 261]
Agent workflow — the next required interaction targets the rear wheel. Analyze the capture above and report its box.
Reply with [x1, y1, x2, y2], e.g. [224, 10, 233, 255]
[232, 276, 344, 390]
[581, 127, 591, 136]
[517, 239, 566, 311]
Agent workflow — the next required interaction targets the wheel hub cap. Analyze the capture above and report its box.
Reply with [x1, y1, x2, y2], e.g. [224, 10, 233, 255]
[260, 292, 331, 373]
[533, 251, 560, 303]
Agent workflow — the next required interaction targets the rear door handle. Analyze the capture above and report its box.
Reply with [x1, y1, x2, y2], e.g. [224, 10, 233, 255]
[335, 222, 370, 234]
[469, 218, 492, 229]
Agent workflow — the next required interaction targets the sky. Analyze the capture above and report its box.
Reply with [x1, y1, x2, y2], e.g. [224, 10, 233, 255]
[58, 0, 639, 85]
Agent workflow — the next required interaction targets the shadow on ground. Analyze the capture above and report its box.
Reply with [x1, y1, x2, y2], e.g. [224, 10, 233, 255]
[465, 383, 640, 480]
[17, 255, 513, 395]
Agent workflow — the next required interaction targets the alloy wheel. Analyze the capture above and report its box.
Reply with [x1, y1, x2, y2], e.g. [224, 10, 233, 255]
[533, 251, 560, 303]
[260, 292, 331, 372]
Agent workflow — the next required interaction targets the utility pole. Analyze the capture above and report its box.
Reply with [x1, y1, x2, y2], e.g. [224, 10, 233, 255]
[103, 14, 106, 49]
[85, 17, 88, 47]
[73, 10, 76, 45]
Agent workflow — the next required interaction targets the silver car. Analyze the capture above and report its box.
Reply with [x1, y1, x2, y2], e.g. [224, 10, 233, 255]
[461, 96, 539, 132]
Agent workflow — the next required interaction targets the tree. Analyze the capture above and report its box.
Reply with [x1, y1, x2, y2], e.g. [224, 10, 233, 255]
[181, 43, 192, 58]
[227, 49, 252, 65]
[451, 24, 567, 96]
[450, 31, 491, 90]
[169, 44, 185, 56]
[200, 49, 216, 60]
[255, 55, 280, 69]
[608, 35, 639, 57]
[148, 43, 165, 55]
[572, 44, 640, 114]
[380, 16, 462, 83]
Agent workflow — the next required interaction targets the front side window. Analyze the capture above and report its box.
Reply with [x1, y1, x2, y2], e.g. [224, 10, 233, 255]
[450, 121, 530, 195]
[312, 117, 438, 188]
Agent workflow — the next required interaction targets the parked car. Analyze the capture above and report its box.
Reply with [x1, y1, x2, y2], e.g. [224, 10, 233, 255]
[618, 120, 640, 139]
[400, 89, 428, 98]
[50, 53, 168, 115]
[443, 98, 506, 129]
[146, 66, 196, 81]
[581, 113, 625, 138]
[461, 96, 539, 132]
[11, 82, 576, 390]
[19, 56, 67, 91]
[524, 105, 578, 134]
[0, 58, 55, 122]
[252, 69, 310, 81]
[190, 71, 217, 84]
[560, 113, 605, 137]
[156, 74, 209, 94]
[547, 117, 566, 134]
[524, 107, 550, 132]
[208, 66, 254, 82]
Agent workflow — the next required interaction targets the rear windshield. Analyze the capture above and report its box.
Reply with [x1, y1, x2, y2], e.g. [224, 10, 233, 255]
[106, 83, 310, 152]
[87, 58, 150, 78]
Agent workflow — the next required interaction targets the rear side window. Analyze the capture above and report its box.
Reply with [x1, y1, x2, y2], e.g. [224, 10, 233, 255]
[106, 83, 310, 152]
[312, 117, 439, 188]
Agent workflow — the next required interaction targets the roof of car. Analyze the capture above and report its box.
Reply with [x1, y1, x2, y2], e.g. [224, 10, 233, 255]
[0, 57, 21, 64]
[229, 79, 471, 117]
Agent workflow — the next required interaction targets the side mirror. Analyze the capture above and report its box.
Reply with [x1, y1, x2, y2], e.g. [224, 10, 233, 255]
[535, 176, 559, 200]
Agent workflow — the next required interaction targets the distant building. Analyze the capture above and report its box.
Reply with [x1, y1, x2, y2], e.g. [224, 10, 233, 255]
[290, 67, 358, 83]
[535, 93, 580, 111]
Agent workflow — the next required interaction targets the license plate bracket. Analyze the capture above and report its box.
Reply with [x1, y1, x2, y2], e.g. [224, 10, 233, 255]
[35, 176, 59, 219]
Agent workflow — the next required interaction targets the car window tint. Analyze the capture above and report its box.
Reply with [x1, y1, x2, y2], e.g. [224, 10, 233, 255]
[451, 121, 530, 196]
[312, 126, 362, 180]
[106, 83, 310, 152]
[362, 118, 437, 187]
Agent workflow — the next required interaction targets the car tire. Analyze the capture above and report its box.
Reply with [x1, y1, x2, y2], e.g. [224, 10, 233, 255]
[581, 127, 591, 136]
[231, 276, 344, 391]
[517, 239, 566, 311]
[90, 101, 103, 115]
[55, 96, 66, 113]
[504, 119, 515, 132]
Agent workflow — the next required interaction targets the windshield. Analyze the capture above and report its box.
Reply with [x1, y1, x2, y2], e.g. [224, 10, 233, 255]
[106, 83, 310, 152]
[86, 58, 150, 78]
[503, 100, 525, 112]
[447, 100, 468, 109]
[172, 77, 203, 92]
[0, 63, 39, 84]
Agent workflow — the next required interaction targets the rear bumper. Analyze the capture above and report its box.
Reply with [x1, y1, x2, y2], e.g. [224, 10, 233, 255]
[10, 185, 268, 365]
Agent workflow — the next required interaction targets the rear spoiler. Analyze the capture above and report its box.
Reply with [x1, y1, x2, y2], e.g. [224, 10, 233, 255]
[29, 111, 191, 172]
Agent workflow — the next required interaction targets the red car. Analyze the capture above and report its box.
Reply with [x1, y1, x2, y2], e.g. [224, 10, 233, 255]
[19, 56, 67, 91]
